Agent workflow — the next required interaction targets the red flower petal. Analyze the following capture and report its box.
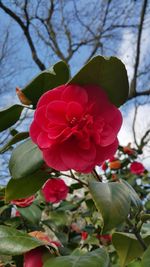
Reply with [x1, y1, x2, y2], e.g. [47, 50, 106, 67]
[61, 85, 88, 106]
[43, 145, 69, 171]
[46, 100, 67, 125]
[37, 132, 52, 149]
[29, 121, 41, 144]
[96, 139, 119, 165]
[24, 248, 43, 267]
[37, 85, 64, 108]
[66, 101, 84, 122]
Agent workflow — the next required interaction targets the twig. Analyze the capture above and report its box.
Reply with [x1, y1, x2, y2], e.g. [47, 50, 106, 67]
[59, 171, 88, 187]
[130, 0, 148, 97]
[127, 218, 147, 251]
[0, 1, 45, 70]
[92, 169, 102, 182]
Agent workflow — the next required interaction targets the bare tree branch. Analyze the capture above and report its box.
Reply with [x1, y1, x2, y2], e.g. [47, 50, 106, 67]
[132, 104, 139, 148]
[0, 0, 46, 70]
[130, 0, 148, 97]
[128, 89, 150, 100]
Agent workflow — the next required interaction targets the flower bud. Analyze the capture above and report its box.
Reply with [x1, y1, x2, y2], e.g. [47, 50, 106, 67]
[16, 87, 32, 105]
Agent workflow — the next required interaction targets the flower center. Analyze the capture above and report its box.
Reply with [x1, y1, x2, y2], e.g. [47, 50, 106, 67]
[68, 113, 93, 131]
[69, 117, 78, 126]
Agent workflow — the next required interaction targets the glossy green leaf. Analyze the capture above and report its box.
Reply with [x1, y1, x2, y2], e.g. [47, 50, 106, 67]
[22, 61, 70, 106]
[44, 248, 109, 267]
[89, 182, 131, 231]
[141, 245, 150, 267]
[112, 232, 150, 267]
[0, 225, 43, 255]
[0, 132, 29, 153]
[120, 179, 142, 215]
[9, 139, 44, 179]
[18, 203, 42, 224]
[0, 104, 24, 132]
[5, 169, 49, 201]
[69, 56, 129, 107]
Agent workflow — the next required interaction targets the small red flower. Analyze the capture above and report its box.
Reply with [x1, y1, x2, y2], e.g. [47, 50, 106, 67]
[30, 84, 122, 173]
[24, 247, 43, 267]
[81, 231, 88, 240]
[130, 161, 145, 175]
[42, 178, 68, 203]
[11, 195, 35, 207]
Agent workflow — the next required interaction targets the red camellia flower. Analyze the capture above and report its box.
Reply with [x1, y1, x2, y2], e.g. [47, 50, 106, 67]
[11, 195, 35, 207]
[30, 84, 122, 173]
[42, 178, 68, 203]
[130, 161, 145, 175]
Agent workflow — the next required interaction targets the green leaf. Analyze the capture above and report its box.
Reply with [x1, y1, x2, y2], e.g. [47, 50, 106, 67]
[5, 169, 49, 201]
[141, 245, 150, 267]
[22, 61, 70, 106]
[44, 248, 109, 267]
[69, 56, 129, 107]
[127, 260, 142, 267]
[49, 211, 68, 227]
[112, 232, 150, 267]
[120, 180, 143, 215]
[0, 104, 24, 132]
[9, 139, 44, 179]
[89, 182, 131, 231]
[0, 132, 29, 153]
[0, 225, 43, 255]
[17, 203, 42, 224]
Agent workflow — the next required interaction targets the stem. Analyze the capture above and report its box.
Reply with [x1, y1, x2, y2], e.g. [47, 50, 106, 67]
[92, 169, 102, 182]
[134, 230, 147, 251]
[59, 171, 88, 187]
[127, 218, 147, 251]
[21, 104, 34, 110]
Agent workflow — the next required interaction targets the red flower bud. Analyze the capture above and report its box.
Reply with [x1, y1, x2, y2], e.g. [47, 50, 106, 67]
[16, 87, 32, 105]
[123, 143, 135, 155]
[81, 231, 88, 240]
[109, 160, 121, 170]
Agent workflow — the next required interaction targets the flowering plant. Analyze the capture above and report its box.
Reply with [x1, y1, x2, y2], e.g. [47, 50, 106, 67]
[0, 56, 149, 267]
